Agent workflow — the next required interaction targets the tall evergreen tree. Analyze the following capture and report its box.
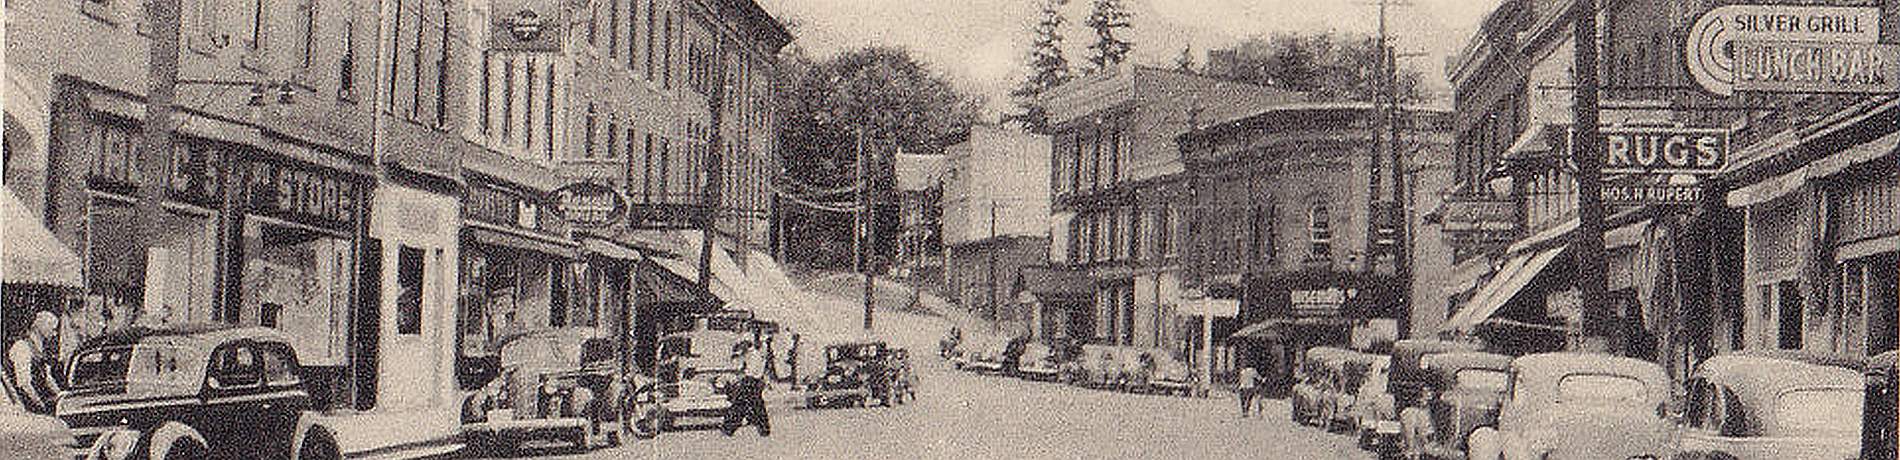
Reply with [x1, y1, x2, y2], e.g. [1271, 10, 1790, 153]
[1085, 0, 1132, 72]
[1007, 0, 1072, 131]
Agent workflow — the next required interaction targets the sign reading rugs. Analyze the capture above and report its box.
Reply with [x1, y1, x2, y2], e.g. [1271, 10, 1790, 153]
[1291, 288, 1354, 317]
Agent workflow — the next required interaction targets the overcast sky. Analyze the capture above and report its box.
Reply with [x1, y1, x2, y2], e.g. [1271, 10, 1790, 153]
[758, 0, 1505, 117]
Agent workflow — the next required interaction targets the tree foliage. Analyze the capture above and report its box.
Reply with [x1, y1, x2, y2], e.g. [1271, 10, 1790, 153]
[1084, 0, 1132, 72]
[1202, 32, 1424, 103]
[1006, 0, 1073, 131]
[775, 46, 981, 269]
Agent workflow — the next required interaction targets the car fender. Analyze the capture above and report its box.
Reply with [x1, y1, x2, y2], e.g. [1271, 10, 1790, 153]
[289, 413, 339, 460]
[142, 422, 208, 460]
[1467, 426, 1501, 460]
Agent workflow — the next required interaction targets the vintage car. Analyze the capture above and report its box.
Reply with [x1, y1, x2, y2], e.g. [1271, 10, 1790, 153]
[1291, 347, 1352, 426]
[1322, 352, 1380, 432]
[1660, 353, 1865, 460]
[1468, 352, 1669, 460]
[884, 348, 918, 404]
[1070, 345, 1122, 389]
[1, 379, 75, 460]
[1354, 355, 1400, 454]
[1398, 351, 1513, 460]
[806, 341, 893, 408]
[965, 339, 1011, 374]
[1389, 339, 1484, 412]
[1143, 350, 1195, 396]
[628, 372, 732, 437]
[460, 328, 626, 451]
[1015, 343, 1063, 382]
[56, 324, 341, 460]
[1865, 350, 1896, 460]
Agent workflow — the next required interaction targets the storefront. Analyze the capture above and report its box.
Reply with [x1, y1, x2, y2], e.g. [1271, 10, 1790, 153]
[1728, 108, 1900, 357]
[367, 184, 461, 411]
[456, 178, 579, 386]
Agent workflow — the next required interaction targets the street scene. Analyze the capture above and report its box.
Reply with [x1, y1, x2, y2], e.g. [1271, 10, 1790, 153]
[3, 0, 1900, 459]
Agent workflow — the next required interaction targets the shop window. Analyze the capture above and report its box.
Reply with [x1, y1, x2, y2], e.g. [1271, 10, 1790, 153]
[1775, 280, 1802, 350]
[396, 245, 424, 335]
[83, 199, 217, 333]
[240, 219, 354, 367]
[1309, 201, 1333, 262]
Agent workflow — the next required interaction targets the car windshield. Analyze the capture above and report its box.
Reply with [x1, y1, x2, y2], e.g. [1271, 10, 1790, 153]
[500, 337, 578, 367]
[1556, 374, 1649, 405]
[1775, 388, 1862, 438]
[1455, 369, 1509, 391]
[659, 337, 693, 360]
[70, 344, 201, 389]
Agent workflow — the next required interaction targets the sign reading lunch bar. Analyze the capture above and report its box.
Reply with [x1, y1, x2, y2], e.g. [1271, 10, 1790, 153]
[1734, 41, 1900, 93]
[1687, 5, 1889, 96]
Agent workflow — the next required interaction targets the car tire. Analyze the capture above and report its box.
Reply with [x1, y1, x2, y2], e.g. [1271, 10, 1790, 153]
[153, 436, 208, 460]
[294, 426, 341, 460]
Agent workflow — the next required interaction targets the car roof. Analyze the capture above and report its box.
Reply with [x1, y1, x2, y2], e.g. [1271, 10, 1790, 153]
[1393, 339, 1483, 357]
[1871, 350, 1898, 372]
[497, 327, 604, 348]
[1425, 351, 1514, 373]
[1512, 352, 1667, 380]
[1694, 354, 1864, 403]
[1727, 349, 1866, 371]
[80, 323, 290, 350]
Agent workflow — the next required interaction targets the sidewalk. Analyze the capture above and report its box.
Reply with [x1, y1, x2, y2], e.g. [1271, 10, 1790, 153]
[316, 408, 464, 460]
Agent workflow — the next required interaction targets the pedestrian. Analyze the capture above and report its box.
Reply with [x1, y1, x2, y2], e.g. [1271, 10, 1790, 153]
[722, 342, 771, 437]
[6, 311, 63, 415]
[1236, 365, 1260, 418]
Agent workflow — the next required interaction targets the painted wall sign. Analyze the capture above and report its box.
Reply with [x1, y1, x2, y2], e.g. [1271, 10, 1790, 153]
[1596, 126, 1729, 175]
[1442, 199, 1520, 233]
[1688, 5, 1883, 96]
[1734, 41, 1900, 93]
[488, 0, 563, 51]
[554, 181, 627, 229]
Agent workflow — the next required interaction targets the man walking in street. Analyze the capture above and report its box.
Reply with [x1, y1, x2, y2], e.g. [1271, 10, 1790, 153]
[1236, 365, 1260, 418]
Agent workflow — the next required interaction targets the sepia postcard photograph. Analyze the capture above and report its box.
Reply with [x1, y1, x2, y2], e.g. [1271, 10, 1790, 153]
[0, 0, 1896, 458]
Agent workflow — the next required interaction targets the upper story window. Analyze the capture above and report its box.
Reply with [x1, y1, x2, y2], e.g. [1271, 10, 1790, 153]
[1308, 201, 1332, 262]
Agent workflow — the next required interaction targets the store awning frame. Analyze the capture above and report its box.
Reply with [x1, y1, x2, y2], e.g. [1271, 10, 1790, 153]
[2, 187, 84, 288]
[1445, 245, 1567, 334]
[464, 222, 579, 259]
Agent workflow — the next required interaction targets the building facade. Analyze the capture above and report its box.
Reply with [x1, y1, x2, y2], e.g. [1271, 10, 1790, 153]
[1179, 103, 1453, 392]
[893, 151, 945, 284]
[941, 124, 1050, 335]
[1039, 65, 1298, 357]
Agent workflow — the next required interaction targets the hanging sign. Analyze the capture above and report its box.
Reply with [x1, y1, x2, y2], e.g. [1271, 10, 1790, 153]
[1733, 41, 1900, 93]
[1687, 5, 1885, 96]
[554, 181, 627, 229]
[1598, 126, 1729, 175]
[1601, 183, 1707, 205]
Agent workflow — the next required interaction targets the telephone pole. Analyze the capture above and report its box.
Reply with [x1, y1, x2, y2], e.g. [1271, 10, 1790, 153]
[857, 129, 876, 331]
[1571, 0, 1614, 351]
[1376, 0, 1415, 338]
[136, 0, 184, 321]
[987, 199, 998, 326]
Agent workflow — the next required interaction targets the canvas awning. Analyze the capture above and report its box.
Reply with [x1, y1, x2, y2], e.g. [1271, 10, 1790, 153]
[2, 186, 83, 288]
[1444, 245, 1567, 334]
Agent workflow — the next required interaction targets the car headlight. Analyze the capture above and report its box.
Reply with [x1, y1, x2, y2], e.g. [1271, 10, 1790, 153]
[89, 429, 141, 460]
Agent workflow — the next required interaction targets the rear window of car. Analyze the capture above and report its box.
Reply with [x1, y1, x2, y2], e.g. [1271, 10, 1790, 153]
[1557, 374, 1649, 405]
[1455, 369, 1509, 391]
[1775, 388, 1862, 438]
[70, 344, 200, 389]
[501, 337, 576, 367]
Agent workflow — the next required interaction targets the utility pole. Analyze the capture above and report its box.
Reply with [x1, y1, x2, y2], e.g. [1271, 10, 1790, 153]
[857, 129, 875, 331]
[987, 199, 998, 327]
[698, 41, 728, 293]
[1571, 0, 1613, 352]
[1375, 0, 1419, 339]
[136, 0, 184, 323]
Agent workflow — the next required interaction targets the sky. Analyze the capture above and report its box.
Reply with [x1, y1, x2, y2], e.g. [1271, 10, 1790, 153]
[756, 0, 1506, 117]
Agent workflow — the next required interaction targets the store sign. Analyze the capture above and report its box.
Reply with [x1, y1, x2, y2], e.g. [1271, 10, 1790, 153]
[1291, 288, 1354, 317]
[1442, 199, 1519, 233]
[1734, 41, 1900, 93]
[489, 0, 563, 51]
[240, 159, 359, 227]
[1597, 126, 1729, 175]
[1602, 183, 1707, 205]
[469, 183, 537, 230]
[554, 182, 626, 229]
[1688, 5, 1885, 96]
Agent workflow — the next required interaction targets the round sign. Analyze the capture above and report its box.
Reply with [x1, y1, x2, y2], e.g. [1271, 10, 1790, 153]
[1687, 8, 1736, 97]
[553, 182, 626, 229]
[507, 10, 544, 42]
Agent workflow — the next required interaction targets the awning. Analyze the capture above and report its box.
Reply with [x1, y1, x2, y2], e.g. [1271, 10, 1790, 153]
[464, 222, 579, 259]
[580, 237, 645, 262]
[2, 186, 84, 288]
[1728, 128, 1900, 208]
[1230, 321, 1280, 340]
[1505, 123, 1560, 159]
[1445, 245, 1567, 334]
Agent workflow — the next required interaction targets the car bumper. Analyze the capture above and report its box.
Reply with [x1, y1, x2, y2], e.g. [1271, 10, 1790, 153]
[807, 388, 871, 401]
[460, 418, 588, 442]
[1362, 421, 1402, 449]
[659, 398, 733, 418]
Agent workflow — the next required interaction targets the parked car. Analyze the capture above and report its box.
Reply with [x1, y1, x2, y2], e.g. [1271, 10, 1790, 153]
[1354, 355, 1400, 455]
[1865, 350, 1896, 460]
[1144, 350, 1194, 397]
[1, 380, 74, 460]
[806, 341, 892, 408]
[965, 339, 1010, 374]
[1323, 352, 1380, 432]
[1071, 345, 1122, 389]
[1015, 343, 1063, 382]
[628, 372, 731, 438]
[1389, 339, 1483, 412]
[460, 328, 626, 451]
[1468, 352, 1670, 460]
[1661, 353, 1865, 460]
[885, 348, 918, 404]
[1292, 347, 1351, 427]
[1398, 351, 1513, 460]
[56, 324, 341, 460]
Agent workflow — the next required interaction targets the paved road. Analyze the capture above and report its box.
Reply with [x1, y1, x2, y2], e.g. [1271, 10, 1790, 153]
[457, 359, 1376, 460]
